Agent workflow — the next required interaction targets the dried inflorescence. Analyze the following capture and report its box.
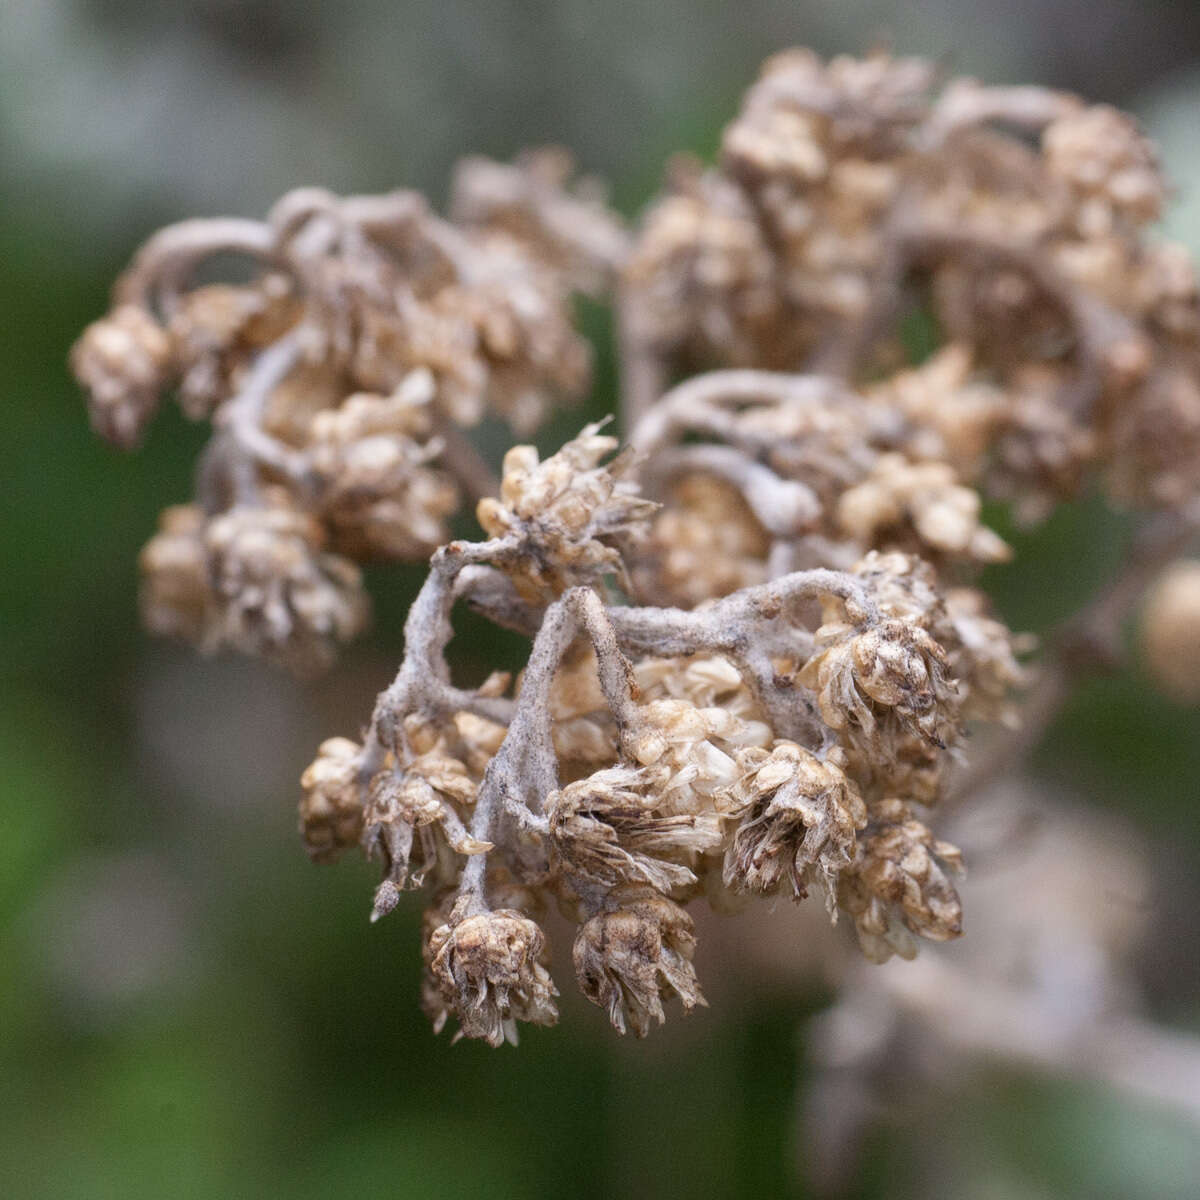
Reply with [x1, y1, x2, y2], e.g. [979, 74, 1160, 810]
[72, 154, 627, 670]
[624, 47, 1200, 521]
[291, 419, 1001, 1043]
[723, 742, 866, 905]
[76, 48, 1200, 1047]
[838, 798, 965, 962]
[426, 899, 559, 1047]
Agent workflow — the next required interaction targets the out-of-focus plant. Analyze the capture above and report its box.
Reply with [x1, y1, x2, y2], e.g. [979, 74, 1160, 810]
[72, 51, 1200, 1059]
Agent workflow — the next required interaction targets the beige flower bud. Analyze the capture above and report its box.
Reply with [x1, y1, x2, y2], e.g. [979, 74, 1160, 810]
[633, 474, 768, 609]
[724, 742, 867, 903]
[838, 799, 964, 962]
[138, 504, 213, 644]
[313, 433, 458, 559]
[837, 453, 1010, 563]
[572, 893, 705, 1036]
[71, 305, 174, 448]
[168, 279, 300, 419]
[1043, 104, 1163, 228]
[306, 379, 458, 560]
[299, 737, 365, 863]
[428, 902, 559, 1046]
[1140, 559, 1200, 703]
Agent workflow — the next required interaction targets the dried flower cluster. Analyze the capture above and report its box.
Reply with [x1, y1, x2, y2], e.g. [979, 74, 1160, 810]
[74, 49, 1200, 1046]
[625, 49, 1200, 522]
[73, 152, 627, 670]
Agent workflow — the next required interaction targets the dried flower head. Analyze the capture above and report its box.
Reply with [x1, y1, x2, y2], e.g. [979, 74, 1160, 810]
[204, 491, 369, 674]
[75, 47, 1200, 1050]
[428, 902, 559, 1046]
[546, 764, 722, 893]
[364, 751, 490, 918]
[573, 893, 705, 1036]
[724, 742, 867, 904]
[299, 737, 365, 863]
[138, 504, 214, 644]
[476, 422, 657, 600]
[800, 616, 960, 753]
[837, 453, 1011, 563]
[169, 278, 300, 419]
[838, 799, 965, 962]
[71, 305, 174, 448]
[307, 378, 459, 559]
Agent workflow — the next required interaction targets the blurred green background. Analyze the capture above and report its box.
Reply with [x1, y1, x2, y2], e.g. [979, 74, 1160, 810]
[3, 2, 1200, 1197]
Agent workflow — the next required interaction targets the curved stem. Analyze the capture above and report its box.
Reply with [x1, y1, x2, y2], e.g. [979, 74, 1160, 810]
[114, 218, 278, 313]
[641, 443, 819, 536]
[209, 328, 315, 503]
[629, 369, 847, 455]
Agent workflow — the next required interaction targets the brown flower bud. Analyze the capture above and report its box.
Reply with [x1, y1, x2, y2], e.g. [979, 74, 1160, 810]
[138, 504, 212, 644]
[1140, 559, 1200, 703]
[428, 901, 559, 1046]
[724, 742, 867, 903]
[572, 893, 705, 1036]
[838, 799, 964, 962]
[299, 737, 365, 863]
[70, 305, 174, 448]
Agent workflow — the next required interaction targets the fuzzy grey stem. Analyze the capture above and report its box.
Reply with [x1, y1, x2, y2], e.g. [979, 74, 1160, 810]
[923, 82, 1080, 147]
[205, 328, 317, 504]
[361, 538, 520, 779]
[113, 218, 278, 314]
[457, 595, 582, 908]
[629, 369, 847, 456]
[608, 568, 878, 656]
[642, 444, 820, 536]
